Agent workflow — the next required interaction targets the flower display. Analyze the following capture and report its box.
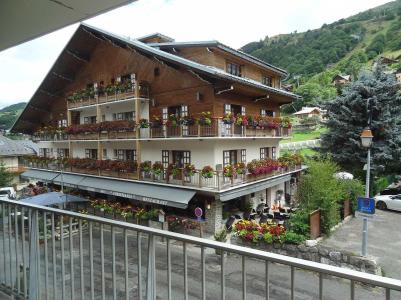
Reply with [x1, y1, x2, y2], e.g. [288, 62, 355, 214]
[166, 114, 179, 127]
[235, 114, 248, 126]
[167, 163, 179, 177]
[201, 165, 214, 178]
[235, 162, 246, 175]
[139, 119, 150, 128]
[234, 220, 286, 244]
[152, 161, 164, 176]
[183, 163, 196, 177]
[223, 112, 235, 124]
[140, 161, 152, 172]
[223, 164, 235, 178]
[151, 116, 163, 128]
[198, 111, 212, 126]
[180, 115, 196, 126]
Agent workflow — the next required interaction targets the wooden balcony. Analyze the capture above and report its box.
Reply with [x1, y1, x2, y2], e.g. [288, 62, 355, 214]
[67, 85, 150, 110]
[33, 119, 292, 142]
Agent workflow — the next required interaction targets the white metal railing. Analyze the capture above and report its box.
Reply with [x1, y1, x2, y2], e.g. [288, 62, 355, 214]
[1, 198, 401, 299]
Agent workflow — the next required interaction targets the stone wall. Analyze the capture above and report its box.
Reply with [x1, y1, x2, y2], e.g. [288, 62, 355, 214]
[205, 200, 222, 233]
[231, 236, 381, 275]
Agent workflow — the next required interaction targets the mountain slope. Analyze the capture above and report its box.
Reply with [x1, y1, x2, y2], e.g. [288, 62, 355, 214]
[0, 102, 26, 130]
[242, 0, 401, 109]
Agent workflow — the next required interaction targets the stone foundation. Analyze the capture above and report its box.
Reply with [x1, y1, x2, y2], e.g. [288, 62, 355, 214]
[231, 236, 381, 275]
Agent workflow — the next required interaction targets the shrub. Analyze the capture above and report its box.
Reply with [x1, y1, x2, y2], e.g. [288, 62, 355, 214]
[288, 209, 310, 237]
[284, 231, 306, 244]
[214, 228, 228, 242]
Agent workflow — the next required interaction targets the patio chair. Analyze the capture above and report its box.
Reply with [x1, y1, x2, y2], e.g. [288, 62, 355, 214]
[259, 214, 268, 224]
[267, 214, 274, 219]
[250, 213, 256, 220]
[225, 216, 236, 232]
[279, 207, 286, 213]
[234, 214, 241, 220]
[273, 212, 281, 219]
[243, 211, 251, 221]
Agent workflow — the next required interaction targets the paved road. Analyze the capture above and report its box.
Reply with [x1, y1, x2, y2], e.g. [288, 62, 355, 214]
[0, 223, 393, 300]
[321, 209, 401, 281]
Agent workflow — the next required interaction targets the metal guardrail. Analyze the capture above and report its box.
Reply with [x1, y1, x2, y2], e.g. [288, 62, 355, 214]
[1, 198, 401, 299]
[280, 139, 321, 151]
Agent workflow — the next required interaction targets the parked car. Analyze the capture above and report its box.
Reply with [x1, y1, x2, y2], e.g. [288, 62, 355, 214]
[374, 194, 401, 211]
[380, 186, 401, 196]
[0, 187, 16, 200]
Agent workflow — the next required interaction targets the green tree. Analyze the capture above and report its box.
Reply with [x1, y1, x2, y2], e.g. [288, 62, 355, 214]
[0, 162, 13, 187]
[320, 65, 401, 178]
[295, 159, 344, 234]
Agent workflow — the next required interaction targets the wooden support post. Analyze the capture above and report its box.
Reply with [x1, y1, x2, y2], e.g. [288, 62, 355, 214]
[96, 94, 102, 160]
[135, 76, 141, 180]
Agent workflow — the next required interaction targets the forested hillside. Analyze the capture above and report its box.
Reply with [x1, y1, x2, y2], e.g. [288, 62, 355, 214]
[242, 0, 401, 111]
[0, 102, 26, 130]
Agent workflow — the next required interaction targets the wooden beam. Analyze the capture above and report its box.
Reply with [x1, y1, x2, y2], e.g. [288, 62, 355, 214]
[134, 75, 141, 180]
[39, 89, 59, 98]
[52, 71, 73, 82]
[65, 49, 89, 63]
[28, 104, 50, 113]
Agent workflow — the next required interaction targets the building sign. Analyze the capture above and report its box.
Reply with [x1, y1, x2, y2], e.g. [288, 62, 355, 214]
[357, 197, 375, 214]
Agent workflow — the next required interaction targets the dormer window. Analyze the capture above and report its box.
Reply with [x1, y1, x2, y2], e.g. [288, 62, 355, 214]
[226, 62, 242, 77]
[262, 75, 273, 87]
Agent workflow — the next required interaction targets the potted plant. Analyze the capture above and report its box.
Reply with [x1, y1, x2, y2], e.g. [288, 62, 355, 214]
[223, 164, 235, 178]
[214, 228, 228, 255]
[152, 161, 164, 178]
[166, 114, 179, 127]
[183, 163, 196, 177]
[198, 112, 212, 126]
[180, 115, 196, 126]
[140, 161, 152, 176]
[235, 162, 246, 175]
[201, 165, 214, 179]
[235, 114, 248, 126]
[151, 116, 163, 128]
[167, 163, 179, 177]
[223, 112, 235, 124]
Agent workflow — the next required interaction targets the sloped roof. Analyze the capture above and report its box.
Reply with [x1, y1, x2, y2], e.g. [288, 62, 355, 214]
[293, 107, 322, 115]
[332, 74, 351, 82]
[149, 40, 288, 76]
[0, 135, 38, 157]
[137, 32, 175, 43]
[12, 23, 297, 134]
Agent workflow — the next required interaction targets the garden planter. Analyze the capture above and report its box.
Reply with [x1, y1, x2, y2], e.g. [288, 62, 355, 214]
[140, 128, 150, 138]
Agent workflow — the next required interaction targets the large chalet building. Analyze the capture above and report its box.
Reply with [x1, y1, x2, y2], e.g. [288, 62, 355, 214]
[12, 24, 303, 233]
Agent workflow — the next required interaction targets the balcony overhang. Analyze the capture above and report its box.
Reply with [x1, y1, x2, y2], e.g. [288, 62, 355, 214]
[21, 169, 196, 209]
[0, 0, 136, 51]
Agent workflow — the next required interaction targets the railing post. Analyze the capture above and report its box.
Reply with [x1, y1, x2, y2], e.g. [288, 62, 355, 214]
[146, 234, 156, 300]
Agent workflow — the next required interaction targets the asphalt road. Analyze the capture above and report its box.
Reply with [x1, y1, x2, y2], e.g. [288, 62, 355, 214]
[321, 209, 401, 281]
[0, 223, 395, 300]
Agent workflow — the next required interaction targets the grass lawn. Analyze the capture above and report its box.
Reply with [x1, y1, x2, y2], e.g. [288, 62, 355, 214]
[281, 126, 327, 144]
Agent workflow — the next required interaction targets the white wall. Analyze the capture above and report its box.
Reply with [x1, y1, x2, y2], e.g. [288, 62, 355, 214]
[78, 100, 149, 123]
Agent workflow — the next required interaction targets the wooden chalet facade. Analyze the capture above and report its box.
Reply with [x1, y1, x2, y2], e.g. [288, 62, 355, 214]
[13, 24, 302, 233]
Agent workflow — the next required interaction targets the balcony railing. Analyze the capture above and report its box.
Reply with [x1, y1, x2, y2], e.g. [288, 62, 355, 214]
[1, 198, 401, 299]
[33, 120, 292, 142]
[24, 161, 302, 191]
[67, 84, 150, 110]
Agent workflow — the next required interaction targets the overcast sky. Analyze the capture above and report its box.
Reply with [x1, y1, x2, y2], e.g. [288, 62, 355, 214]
[0, 0, 392, 108]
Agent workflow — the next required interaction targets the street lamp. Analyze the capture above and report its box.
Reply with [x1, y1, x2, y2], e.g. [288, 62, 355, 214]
[360, 127, 373, 257]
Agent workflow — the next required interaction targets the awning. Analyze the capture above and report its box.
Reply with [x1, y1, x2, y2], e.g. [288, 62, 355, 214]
[78, 177, 195, 209]
[218, 175, 291, 202]
[53, 173, 85, 187]
[20, 192, 88, 206]
[21, 169, 59, 182]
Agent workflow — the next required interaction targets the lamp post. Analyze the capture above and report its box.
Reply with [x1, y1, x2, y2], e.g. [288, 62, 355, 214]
[360, 127, 373, 257]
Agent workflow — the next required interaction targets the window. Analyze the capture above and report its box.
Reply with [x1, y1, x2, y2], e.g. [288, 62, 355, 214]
[241, 149, 246, 163]
[102, 115, 106, 122]
[84, 116, 96, 124]
[103, 149, 108, 159]
[260, 147, 270, 159]
[162, 107, 168, 122]
[44, 148, 53, 158]
[262, 75, 273, 87]
[271, 147, 276, 160]
[227, 62, 242, 77]
[117, 149, 124, 160]
[172, 151, 190, 168]
[113, 112, 134, 121]
[85, 149, 97, 159]
[162, 150, 169, 169]
[57, 148, 69, 158]
[223, 150, 238, 166]
[260, 109, 275, 117]
[58, 119, 67, 128]
[126, 150, 136, 161]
